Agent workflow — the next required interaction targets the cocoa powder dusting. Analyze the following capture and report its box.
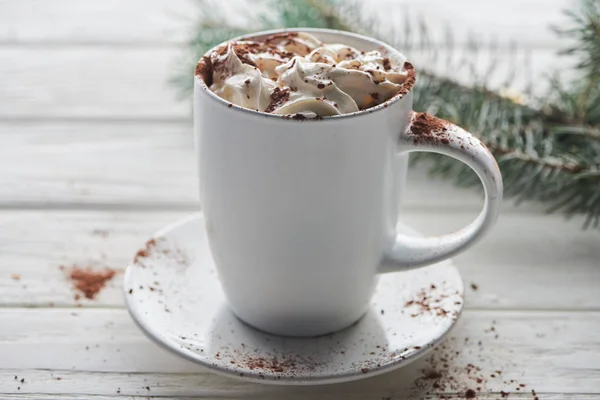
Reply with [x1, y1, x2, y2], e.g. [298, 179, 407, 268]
[244, 356, 297, 373]
[408, 112, 451, 146]
[411, 330, 538, 399]
[67, 267, 116, 300]
[134, 238, 157, 264]
[264, 87, 290, 113]
[383, 57, 392, 71]
[292, 113, 307, 120]
[133, 237, 188, 266]
[396, 62, 416, 97]
[404, 285, 459, 319]
[195, 56, 213, 86]
[196, 34, 417, 117]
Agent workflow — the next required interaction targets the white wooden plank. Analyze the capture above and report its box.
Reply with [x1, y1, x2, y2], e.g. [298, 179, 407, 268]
[0, 122, 198, 208]
[1, 210, 598, 309]
[2, 395, 597, 400]
[377, 0, 568, 49]
[0, 308, 598, 396]
[0, 0, 195, 45]
[0, 0, 568, 48]
[404, 213, 600, 311]
[0, 47, 562, 120]
[0, 121, 491, 209]
[0, 48, 187, 121]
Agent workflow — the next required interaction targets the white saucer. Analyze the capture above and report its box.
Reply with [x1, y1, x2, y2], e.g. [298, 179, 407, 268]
[124, 213, 463, 385]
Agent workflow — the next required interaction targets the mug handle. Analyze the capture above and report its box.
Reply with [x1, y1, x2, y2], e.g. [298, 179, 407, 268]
[379, 111, 503, 272]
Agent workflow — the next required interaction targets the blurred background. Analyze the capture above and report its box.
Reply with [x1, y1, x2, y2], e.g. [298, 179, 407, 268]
[2, 0, 598, 229]
[1, 1, 600, 398]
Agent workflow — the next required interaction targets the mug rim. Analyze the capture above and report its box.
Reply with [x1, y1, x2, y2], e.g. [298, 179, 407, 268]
[194, 27, 415, 122]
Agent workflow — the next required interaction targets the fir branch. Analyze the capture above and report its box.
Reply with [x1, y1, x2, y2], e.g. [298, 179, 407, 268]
[172, 0, 600, 228]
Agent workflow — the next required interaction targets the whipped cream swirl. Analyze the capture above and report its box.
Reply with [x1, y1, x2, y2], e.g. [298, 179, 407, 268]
[200, 32, 413, 117]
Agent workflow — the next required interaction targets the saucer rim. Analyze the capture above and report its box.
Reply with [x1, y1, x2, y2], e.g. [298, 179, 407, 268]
[123, 212, 463, 385]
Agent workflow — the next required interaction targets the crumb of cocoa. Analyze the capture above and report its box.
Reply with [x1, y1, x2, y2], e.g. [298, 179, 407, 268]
[409, 112, 449, 145]
[195, 56, 213, 86]
[67, 266, 116, 300]
[292, 113, 307, 120]
[20, 378, 24, 383]
[145, 386, 150, 391]
[128, 288, 133, 294]
[92, 229, 109, 237]
[10, 273, 20, 281]
[424, 370, 442, 380]
[383, 58, 391, 71]
[134, 238, 157, 264]
[465, 389, 476, 398]
[317, 83, 325, 89]
[396, 62, 416, 97]
[244, 79, 250, 85]
[361, 368, 369, 373]
[371, 92, 380, 100]
[242, 355, 299, 373]
[228, 103, 233, 108]
[381, 309, 385, 315]
[500, 391, 509, 398]
[264, 87, 290, 113]
[470, 283, 479, 291]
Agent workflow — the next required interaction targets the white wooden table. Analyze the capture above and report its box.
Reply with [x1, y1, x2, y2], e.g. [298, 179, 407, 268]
[1, 1, 599, 398]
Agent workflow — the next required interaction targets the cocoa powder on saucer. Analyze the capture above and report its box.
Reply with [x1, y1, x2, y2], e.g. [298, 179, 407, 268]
[132, 238, 188, 267]
[134, 238, 158, 264]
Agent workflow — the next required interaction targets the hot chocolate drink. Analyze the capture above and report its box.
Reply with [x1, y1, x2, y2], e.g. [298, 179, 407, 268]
[195, 32, 415, 118]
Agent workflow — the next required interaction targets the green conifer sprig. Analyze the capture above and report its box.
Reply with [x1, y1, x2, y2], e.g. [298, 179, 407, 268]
[172, 0, 600, 228]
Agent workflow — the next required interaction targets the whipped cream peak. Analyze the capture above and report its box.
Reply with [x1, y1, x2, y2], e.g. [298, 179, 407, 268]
[197, 32, 415, 117]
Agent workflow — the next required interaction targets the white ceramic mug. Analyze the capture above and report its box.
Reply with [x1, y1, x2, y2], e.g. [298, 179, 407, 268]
[194, 28, 502, 337]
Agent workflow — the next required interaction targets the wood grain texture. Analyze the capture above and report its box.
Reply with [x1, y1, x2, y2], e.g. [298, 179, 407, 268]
[0, 0, 568, 48]
[0, 308, 598, 397]
[0, 0, 596, 397]
[0, 121, 563, 212]
[0, 47, 560, 121]
[0, 395, 597, 400]
[0, 121, 497, 209]
[1, 210, 598, 310]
